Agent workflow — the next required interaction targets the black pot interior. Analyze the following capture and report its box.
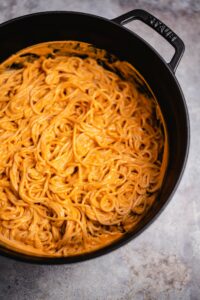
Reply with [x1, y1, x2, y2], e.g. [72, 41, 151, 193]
[0, 12, 189, 263]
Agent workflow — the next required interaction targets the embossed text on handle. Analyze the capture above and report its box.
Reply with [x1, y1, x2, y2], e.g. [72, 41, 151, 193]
[148, 16, 177, 43]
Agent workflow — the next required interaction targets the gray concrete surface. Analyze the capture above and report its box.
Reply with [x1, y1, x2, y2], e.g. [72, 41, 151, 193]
[0, 0, 199, 299]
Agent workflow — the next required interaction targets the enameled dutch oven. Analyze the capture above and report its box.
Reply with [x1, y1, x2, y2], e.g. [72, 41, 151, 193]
[0, 9, 189, 264]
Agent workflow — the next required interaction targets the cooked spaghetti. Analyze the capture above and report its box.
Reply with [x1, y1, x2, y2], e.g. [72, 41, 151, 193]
[0, 41, 168, 256]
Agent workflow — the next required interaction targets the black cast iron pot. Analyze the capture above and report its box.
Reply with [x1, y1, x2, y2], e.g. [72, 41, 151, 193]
[0, 9, 189, 264]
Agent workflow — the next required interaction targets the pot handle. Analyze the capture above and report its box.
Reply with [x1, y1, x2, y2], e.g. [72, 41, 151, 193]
[112, 9, 185, 72]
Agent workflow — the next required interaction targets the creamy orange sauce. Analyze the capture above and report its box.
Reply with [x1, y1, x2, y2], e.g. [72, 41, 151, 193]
[0, 41, 168, 256]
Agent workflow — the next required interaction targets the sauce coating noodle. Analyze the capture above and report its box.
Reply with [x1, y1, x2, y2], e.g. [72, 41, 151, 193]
[0, 41, 167, 256]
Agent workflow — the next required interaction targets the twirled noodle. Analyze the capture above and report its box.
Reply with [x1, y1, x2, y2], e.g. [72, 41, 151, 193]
[0, 41, 168, 256]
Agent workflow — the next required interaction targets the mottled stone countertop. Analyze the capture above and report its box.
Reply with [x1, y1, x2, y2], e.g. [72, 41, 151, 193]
[0, 1, 199, 299]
